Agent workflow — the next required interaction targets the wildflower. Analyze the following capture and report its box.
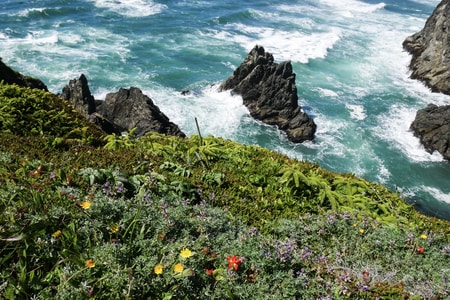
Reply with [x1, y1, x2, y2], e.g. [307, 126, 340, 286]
[109, 224, 119, 233]
[88, 289, 95, 298]
[206, 269, 214, 275]
[362, 271, 371, 284]
[52, 230, 62, 238]
[174, 263, 184, 273]
[180, 248, 193, 259]
[416, 247, 425, 254]
[359, 228, 365, 234]
[154, 264, 163, 275]
[85, 259, 95, 268]
[420, 234, 428, 239]
[227, 255, 241, 271]
[78, 201, 91, 210]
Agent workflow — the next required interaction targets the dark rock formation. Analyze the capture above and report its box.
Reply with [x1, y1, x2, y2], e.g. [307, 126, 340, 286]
[61, 74, 96, 118]
[0, 58, 48, 91]
[60, 75, 122, 135]
[98, 87, 185, 138]
[61, 75, 185, 138]
[220, 45, 316, 143]
[403, 0, 450, 160]
[403, 0, 450, 94]
[410, 104, 450, 160]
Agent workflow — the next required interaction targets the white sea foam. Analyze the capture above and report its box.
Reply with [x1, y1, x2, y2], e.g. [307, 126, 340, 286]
[319, 0, 386, 18]
[89, 0, 167, 17]
[26, 30, 59, 46]
[374, 105, 444, 162]
[215, 24, 341, 63]
[16, 7, 47, 17]
[422, 186, 450, 204]
[141, 84, 249, 138]
[345, 104, 366, 121]
[316, 88, 339, 98]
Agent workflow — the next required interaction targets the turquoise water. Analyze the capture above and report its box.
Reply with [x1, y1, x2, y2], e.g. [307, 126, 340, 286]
[1, 0, 449, 219]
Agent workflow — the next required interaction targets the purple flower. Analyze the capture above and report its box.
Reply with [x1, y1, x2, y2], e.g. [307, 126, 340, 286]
[444, 245, 450, 254]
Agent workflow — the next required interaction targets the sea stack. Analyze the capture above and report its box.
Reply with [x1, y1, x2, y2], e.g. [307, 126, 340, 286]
[220, 45, 316, 143]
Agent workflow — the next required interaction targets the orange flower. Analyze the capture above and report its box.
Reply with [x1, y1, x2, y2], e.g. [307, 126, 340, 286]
[205, 269, 214, 275]
[227, 255, 241, 271]
[416, 247, 425, 254]
[85, 259, 95, 268]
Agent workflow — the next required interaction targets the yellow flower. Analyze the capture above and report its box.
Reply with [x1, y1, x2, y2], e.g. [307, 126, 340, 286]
[180, 248, 192, 259]
[174, 263, 184, 273]
[52, 230, 62, 238]
[359, 228, 365, 234]
[154, 264, 163, 275]
[420, 234, 427, 239]
[78, 201, 91, 210]
[85, 259, 95, 269]
[109, 224, 119, 233]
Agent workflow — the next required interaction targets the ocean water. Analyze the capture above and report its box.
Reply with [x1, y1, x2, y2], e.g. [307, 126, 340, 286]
[1, 0, 449, 219]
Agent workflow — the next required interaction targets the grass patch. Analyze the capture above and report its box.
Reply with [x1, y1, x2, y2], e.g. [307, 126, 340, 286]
[1, 83, 449, 299]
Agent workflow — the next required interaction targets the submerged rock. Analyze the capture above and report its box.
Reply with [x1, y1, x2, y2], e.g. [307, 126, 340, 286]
[410, 104, 450, 160]
[220, 45, 316, 143]
[0, 58, 48, 91]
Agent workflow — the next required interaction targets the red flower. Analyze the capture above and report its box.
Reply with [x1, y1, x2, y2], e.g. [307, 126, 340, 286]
[416, 247, 425, 254]
[205, 269, 214, 275]
[227, 255, 241, 271]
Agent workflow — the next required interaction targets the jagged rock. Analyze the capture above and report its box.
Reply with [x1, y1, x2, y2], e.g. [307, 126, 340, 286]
[403, 0, 450, 94]
[403, 0, 450, 159]
[60, 75, 185, 137]
[0, 58, 48, 91]
[98, 87, 185, 138]
[220, 45, 316, 143]
[61, 74, 96, 118]
[410, 104, 450, 160]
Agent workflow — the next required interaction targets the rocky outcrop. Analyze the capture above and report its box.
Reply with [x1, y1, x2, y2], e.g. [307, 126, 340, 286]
[220, 45, 316, 143]
[403, 0, 450, 94]
[61, 75, 185, 138]
[403, 0, 450, 160]
[61, 74, 96, 118]
[0, 58, 48, 91]
[98, 87, 185, 138]
[410, 104, 450, 160]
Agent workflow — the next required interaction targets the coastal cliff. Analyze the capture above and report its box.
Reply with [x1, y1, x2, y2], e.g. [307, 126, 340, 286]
[403, 0, 450, 160]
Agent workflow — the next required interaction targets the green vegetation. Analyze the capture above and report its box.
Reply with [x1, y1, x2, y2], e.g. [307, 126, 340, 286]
[1, 83, 449, 299]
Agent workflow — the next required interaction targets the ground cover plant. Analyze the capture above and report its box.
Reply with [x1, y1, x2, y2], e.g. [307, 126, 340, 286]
[1, 83, 450, 299]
